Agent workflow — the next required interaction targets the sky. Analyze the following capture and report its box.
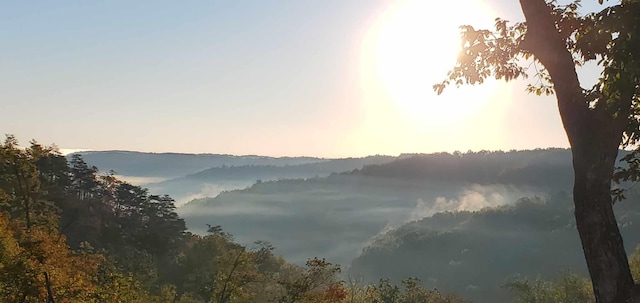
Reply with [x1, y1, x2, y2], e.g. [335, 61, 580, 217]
[0, 0, 608, 157]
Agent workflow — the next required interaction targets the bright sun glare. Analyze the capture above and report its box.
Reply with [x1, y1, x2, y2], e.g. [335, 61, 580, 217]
[362, 0, 498, 127]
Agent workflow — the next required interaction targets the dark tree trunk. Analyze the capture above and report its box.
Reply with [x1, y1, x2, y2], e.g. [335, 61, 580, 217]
[518, 0, 640, 302]
[44, 272, 55, 303]
[572, 135, 636, 303]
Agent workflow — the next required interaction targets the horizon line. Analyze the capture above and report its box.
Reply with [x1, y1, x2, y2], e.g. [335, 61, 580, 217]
[63, 147, 572, 159]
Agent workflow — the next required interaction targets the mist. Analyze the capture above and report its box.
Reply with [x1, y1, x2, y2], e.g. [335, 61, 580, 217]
[178, 176, 552, 268]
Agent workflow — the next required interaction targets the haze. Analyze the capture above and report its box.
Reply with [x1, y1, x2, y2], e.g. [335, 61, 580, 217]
[0, 0, 603, 158]
[3, 1, 638, 301]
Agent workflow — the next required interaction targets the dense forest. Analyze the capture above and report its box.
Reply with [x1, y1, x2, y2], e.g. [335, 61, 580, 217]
[353, 149, 576, 188]
[0, 136, 470, 302]
[175, 148, 640, 302]
[350, 193, 640, 302]
[178, 149, 577, 268]
[145, 155, 395, 205]
[6, 136, 640, 302]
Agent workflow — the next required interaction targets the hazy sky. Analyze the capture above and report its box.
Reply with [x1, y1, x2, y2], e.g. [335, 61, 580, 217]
[1, 0, 607, 157]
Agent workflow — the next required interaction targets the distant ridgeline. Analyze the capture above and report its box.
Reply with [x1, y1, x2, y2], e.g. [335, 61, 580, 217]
[68, 150, 329, 178]
[350, 148, 576, 188]
[58, 147, 640, 302]
[176, 148, 640, 303]
[71, 148, 580, 187]
[346, 148, 639, 302]
[70, 151, 396, 204]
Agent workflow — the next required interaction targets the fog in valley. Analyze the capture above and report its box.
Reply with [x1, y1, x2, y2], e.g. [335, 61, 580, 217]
[5, 1, 640, 302]
[69, 148, 638, 302]
[178, 179, 544, 267]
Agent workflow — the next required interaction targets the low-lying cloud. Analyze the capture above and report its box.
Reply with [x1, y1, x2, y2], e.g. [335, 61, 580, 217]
[180, 179, 550, 269]
[173, 183, 234, 207]
[408, 184, 526, 222]
[370, 183, 541, 250]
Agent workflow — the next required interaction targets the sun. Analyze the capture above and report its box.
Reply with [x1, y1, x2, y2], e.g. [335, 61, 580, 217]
[361, 0, 498, 126]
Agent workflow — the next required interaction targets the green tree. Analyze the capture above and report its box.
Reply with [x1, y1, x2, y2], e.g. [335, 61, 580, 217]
[506, 247, 640, 303]
[277, 257, 346, 303]
[69, 154, 100, 202]
[506, 272, 595, 303]
[435, 1, 640, 301]
[0, 138, 107, 303]
[28, 141, 70, 205]
[0, 135, 46, 229]
[367, 278, 466, 303]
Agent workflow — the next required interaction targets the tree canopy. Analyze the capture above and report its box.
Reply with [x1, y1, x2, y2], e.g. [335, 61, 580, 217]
[435, 1, 640, 302]
[0, 135, 467, 303]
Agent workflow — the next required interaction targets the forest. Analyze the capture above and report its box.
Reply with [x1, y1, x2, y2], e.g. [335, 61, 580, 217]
[0, 136, 473, 302]
[351, 193, 640, 302]
[3, 0, 639, 301]
[178, 148, 576, 268]
[5, 135, 640, 302]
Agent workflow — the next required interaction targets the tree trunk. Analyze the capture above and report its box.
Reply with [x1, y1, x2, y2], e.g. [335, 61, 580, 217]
[518, 0, 640, 302]
[44, 271, 55, 303]
[572, 136, 637, 303]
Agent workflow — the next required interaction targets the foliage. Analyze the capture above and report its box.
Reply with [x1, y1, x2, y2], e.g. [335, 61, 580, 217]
[0, 135, 473, 303]
[365, 278, 467, 303]
[277, 257, 346, 303]
[434, 0, 640, 113]
[350, 193, 640, 302]
[0, 143, 101, 302]
[505, 272, 595, 303]
[434, 0, 640, 301]
[506, 247, 640, 303]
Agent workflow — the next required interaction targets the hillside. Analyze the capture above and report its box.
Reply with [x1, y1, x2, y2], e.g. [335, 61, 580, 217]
[352, 148, 574, 188]
[3, 138, 405, 303]
[178, 149, 580, 271]
[70, 150, 326, 178]
[349, 192, 640, 303]
[149, 155, 395, 204]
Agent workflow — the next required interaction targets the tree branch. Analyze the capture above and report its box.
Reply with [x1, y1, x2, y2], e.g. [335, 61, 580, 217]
[519, 0, 589, 144]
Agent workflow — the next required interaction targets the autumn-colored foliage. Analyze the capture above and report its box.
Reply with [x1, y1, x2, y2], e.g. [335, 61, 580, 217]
[0, 135, 467, 303]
